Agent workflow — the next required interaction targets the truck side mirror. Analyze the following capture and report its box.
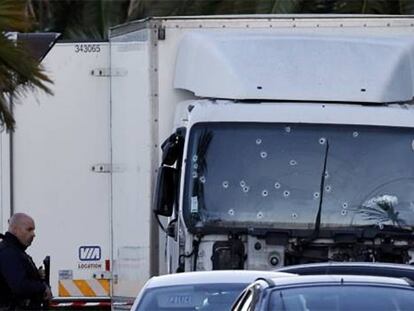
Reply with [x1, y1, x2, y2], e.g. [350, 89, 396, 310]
[161, 134, 181, 166]
[153, 166, 177, 217]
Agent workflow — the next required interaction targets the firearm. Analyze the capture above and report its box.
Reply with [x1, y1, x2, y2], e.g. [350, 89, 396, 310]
[41, 256, 51, 310]
[43, 256, 50, 286]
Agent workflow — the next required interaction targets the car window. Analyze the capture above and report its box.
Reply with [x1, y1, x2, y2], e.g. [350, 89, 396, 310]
[269, 284, 414, 311]
[135, 283, 246, 310]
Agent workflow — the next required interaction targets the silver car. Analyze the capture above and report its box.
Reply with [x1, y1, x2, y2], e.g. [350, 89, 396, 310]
[131, 270, 293, 311]
[232, 274, 414, 311]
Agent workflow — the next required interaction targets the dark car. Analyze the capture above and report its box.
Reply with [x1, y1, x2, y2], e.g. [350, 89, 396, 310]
[276, 261, 414, 280]
[232, 274, 414, 311]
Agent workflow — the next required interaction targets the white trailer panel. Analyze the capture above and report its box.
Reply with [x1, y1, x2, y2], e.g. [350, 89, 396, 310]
[12, 42, 111, 298]
[110, 29, 156, 300]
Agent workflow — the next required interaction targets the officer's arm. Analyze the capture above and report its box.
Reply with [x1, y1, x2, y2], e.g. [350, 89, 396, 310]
[0, 250, 46, 298]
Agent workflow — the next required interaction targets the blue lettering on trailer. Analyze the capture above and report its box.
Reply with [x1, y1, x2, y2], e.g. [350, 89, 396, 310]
[79, 246, 101, 261]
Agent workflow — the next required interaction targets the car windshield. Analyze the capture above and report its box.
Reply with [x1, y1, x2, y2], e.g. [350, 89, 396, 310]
[135, 283, 245, 311]
[184, 123, 414, 232]
[270, 284, 414, 311]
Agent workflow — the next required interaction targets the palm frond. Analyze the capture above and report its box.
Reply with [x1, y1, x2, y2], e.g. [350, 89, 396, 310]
[0, 0, 31, 31]
[0, 93, 14, 130]
[0, 34, 52, 93]
[0, 0, 53, 130]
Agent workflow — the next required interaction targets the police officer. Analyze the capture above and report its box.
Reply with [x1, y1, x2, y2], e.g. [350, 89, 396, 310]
[0, 213, 52, 310]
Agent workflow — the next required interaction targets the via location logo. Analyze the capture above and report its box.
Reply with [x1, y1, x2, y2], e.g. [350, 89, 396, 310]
[79, 245, 101, 261]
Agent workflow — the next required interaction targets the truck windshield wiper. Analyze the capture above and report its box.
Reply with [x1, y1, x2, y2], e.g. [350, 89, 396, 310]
[307, 139, 330, 242]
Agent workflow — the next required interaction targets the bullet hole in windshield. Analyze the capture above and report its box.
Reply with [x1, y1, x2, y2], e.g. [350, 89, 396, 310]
[319, 137, 326, 145]
[228, 209, 235, 216]
[243, 186, 250, 193]
[274, 182, 281, 189]
[292, 213, 298, 219]
[222, 181, 229, 189]
[192, 172, 198, 178]
[192, 155, 198, 162]
[285, 126, 291, 133]
[260, 151, 268, 159]
[262, 190, 269, 197]
[199, 176, 206, 184]
[289, 159, 297, 166]
[325, 171, 329, 178]
[283, 190, 290, 197]
[341, 210, 347, 216]
[325, 185, 332, 192]
[353, 131, 359, 138]
[240, 180, 246, 187]
[256, 138, 262, 145]
[193, 163, 198, 169]
[313, 192, 320, 199]
[257, 212, 264, 219]
[342, 202, 348, 209]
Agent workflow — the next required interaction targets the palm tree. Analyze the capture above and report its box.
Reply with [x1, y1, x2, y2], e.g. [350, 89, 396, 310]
[0, 0, 52, 131]
[22, 1, 414, 41]
[26, 0, 131, 40]
[1, 0, 411, 131]
[126, 0, 414, 18]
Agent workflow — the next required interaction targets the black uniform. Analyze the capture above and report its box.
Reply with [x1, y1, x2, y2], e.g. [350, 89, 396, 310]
[0, 232, 46, 310]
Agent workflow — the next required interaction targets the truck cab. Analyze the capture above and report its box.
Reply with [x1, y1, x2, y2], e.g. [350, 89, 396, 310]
[157, 100, 414, 272]
[145, 16, 414, 273]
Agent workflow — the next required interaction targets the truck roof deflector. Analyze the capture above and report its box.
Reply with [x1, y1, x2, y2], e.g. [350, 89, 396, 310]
[174, 31, 414, 103]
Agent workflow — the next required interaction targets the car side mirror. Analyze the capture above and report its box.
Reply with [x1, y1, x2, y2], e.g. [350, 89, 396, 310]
[153, 166, 177, 217]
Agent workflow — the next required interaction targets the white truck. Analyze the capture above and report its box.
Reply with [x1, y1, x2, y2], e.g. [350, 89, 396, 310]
[119, 15, 414, 270]
[3, 14, 414, 306]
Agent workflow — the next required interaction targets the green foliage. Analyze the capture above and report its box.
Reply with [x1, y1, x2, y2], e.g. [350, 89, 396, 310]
[0, 0, 411, 129]
[24, 0, 414, 40]
[127, 0, 414, 18]
[27, 0, 130, 40]
[0, 0, 52, 130]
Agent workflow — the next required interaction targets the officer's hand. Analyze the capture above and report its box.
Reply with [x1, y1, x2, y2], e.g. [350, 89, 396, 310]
[44, 286, 53, 302]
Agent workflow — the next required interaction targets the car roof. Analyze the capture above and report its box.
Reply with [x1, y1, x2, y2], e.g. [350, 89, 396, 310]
[276, 262, 414, 281]
[266, 274, 413, 288]
[144, 270, 294, 288]
[277, 261, 414, 272]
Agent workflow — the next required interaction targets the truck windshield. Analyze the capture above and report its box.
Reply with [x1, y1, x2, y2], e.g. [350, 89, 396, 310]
[183, 122, 414, 233]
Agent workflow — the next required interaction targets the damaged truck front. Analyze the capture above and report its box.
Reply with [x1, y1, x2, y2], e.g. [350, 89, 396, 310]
[158, 102, 414, 271]
[110, 15, 414, 284]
